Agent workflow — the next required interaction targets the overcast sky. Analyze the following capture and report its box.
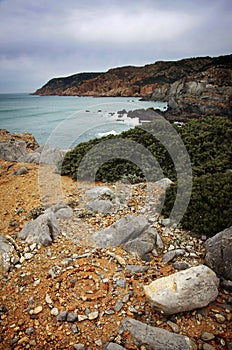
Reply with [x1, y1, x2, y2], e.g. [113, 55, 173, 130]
[0, 0, 231, 93]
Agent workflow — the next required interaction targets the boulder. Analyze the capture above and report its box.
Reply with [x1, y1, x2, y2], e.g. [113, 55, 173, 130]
[45, 202, 73, 219]
[18, 212, 60, 245]
[86, 199, 114, 214]
[144, 265, 219, 315]
[104, 343, 126, 350]
[0, 140, 27, 161]
[155, 177, 173, 190]
[18, 152, 40, 163]
[92, 215, 149, 248]
[205, 226, 232, 281]
[0, 235, 18, 275]
[120, 318, 196, 350]
[84, 186, 114, 200]
[123, 227, 158, 258]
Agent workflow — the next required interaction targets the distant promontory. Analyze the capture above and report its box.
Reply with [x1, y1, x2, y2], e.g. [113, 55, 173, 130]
[33, 54, 232, 118]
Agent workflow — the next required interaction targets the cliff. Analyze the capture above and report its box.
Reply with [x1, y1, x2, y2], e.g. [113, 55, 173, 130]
[34, 54, 232, 117]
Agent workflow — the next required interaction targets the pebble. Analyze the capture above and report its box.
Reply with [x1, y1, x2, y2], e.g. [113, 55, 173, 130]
[71, 324, 79, 334]
[30, 306, 42, 315]
[95, 339, 102, 346]
[116, 279, 126, 288]
[88, 311, 99, 320]
[25, 327, 34, 336]
[202, 344, 216, 350]
[57, 310, 68, 321]
[45, 294, 53, 305]
[114, 300, 124, 312]
[201, 332, 215, 341]
[166, 320, 179, 333]
[51, 308, 59, 316]
[67, 312, 78, 322]
[173, 261, 189, 270]
[73, 344, 85, 350]
[78, 314, 88, 322]
[214, 313, 226, 323]
[24, 253, 34, 260]
[162, 250, 176, 264]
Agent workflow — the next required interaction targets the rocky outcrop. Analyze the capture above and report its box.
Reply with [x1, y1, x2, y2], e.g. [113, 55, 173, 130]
[33, 54, 232, 118]
[205, 226, 232, 281]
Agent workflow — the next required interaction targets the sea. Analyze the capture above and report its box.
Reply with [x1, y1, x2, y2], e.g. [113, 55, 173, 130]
[0, 93, 167, 149]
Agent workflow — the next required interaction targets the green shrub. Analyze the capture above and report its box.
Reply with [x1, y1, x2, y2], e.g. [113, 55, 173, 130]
[162, 172, 232, 236]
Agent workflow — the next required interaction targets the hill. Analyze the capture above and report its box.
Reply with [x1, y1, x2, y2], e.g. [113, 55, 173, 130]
[33, 54, 232, 117]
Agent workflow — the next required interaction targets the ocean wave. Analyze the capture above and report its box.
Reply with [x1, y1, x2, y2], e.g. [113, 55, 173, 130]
[96, 130, 118, 138]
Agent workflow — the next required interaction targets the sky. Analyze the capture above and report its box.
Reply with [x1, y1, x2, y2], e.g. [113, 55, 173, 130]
[0, 0, 231, 93]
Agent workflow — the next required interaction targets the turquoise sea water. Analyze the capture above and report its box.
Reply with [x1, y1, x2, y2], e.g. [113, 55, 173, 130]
[0, 93, 166, 149]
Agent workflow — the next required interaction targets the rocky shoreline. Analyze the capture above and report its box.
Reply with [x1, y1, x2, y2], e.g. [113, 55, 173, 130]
[0, 130, 231, 349]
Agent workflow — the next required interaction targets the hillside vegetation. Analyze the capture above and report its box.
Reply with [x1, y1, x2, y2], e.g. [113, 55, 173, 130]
[60, 116, 232, 236]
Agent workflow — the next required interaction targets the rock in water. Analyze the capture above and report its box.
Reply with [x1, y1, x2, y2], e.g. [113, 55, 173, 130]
[120, 318, 197, 350]
[205, 226, 232, 281]
[144, 265, 219, 315]
[18, 212, 60, 245]
[92, 214, 149, 248]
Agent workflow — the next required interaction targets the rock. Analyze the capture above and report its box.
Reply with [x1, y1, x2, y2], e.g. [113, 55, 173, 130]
[73, 344, 85, 350]
[24, 253, 34, 260]
[88, 311, 99, 320]
[51, 308, 59, 316]
[201, 332, 215, 341]
[18, 212, 60, 246]
[202, 344, 216, 350]
[92, 215, 149, 248]
[57, 310, 68, 321]
[125, 265, 149, 274]
[86, 199, 114, 214]
[84, 186, 114, 200]
[18, 152, 40, 163]
[155, 178, 173, 190]
[45, 201, 73, 219]
[144, 265, 219, 315]
[120, 318, 196, 350]
[162, 250, 176, 264]
[214, 313, 226, 323]
[0, 235, 18, 275]
[205, 226, 232, 281]
[31, 306, 43, 315]
[123, 239, 153, 258]
[104, 343, 126, 350]
[67, 312, 78, 322]
[0, 140, 27, 161]
[173, 261, 190, 270]
[167, 320, 179, 333]
[13, 167, 28, 175]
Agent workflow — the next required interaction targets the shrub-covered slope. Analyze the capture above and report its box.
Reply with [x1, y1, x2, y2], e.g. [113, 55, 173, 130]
[61, 115, 232, 236]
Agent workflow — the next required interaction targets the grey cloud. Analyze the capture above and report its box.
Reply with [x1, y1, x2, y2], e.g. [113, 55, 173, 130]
[0, 0, 231, 92]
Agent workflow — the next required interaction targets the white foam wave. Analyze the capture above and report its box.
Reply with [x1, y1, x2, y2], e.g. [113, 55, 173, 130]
[96, 130, 118, 138]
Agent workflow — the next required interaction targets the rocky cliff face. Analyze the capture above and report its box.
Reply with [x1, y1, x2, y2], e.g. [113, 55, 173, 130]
[34, 54, 232, 117]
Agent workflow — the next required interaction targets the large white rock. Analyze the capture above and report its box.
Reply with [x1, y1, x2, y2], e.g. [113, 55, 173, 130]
[144, 265, 219, 315]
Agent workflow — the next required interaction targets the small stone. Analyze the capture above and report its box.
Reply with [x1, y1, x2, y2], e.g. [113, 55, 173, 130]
[122, 294, 130, 303]
[51, 308, 59, 316]
[214, 313, 226, 323]
[67, 312, 78, 322]
[30, 243, 37, 251]
[71, 324, 79, 334]
[95, 339, 102, 346]
[114, 300, 124, 312]
[162, 250, 176, 264]
[202, 344, 216, 350]
[25, 327, 34, 336]
[57, 310, 68, 321]
[32, 306, 42, 315]
[45, 294, 53, 305]
[201, 332, 215, 341]
[116, 279, 126, 288]
[78, 314, 88, 322]
[167, 320, 179, 333]
[173, 261, 189, 270]
[73, 344, 85, 350]
[88, 311, 99, 320]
